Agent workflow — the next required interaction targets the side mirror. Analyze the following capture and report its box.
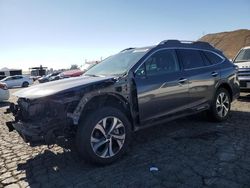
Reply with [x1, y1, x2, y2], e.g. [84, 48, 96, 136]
[135, 69, 146, 79]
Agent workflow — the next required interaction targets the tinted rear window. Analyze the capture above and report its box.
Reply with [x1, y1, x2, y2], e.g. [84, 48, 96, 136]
[203, 51, 223, 64]
[178, 49, 205, 69]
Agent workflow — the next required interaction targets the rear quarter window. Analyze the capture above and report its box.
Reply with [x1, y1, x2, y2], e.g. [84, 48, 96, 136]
[203, 51, 223, 64]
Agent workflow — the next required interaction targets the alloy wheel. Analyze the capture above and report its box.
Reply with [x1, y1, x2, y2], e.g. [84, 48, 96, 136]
[90, 116, 126, 158]
[216, 92, 230, 118]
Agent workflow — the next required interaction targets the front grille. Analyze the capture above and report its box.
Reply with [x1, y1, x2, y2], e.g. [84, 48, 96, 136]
[240, 81, 247, 88]
[238, 68, 250, 77]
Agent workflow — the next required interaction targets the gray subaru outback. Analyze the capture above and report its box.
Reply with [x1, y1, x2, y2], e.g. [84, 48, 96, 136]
[6, 40, 240, 164]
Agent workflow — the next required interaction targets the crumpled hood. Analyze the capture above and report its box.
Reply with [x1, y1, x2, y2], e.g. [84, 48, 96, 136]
[235, 61, 250, 69]
[14, 76, 116, 99]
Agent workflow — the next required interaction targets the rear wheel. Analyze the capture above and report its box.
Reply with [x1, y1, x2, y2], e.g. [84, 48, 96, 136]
[22, 82, 29, 87]
[208, 88, 231, 121]
[76, 107, 131, 165]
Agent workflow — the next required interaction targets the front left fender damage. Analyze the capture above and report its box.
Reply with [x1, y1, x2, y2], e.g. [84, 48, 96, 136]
[5, 76, 137, 146]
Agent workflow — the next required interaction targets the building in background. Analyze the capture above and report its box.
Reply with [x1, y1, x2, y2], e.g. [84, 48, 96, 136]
[0, 67, 22, 79]
[29, 65, 47, 76]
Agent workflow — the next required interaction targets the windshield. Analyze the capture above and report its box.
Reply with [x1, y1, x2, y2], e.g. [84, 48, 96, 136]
[234, 49, 250, 63]
[1, 77, 9, 81]
[82, 63, 95, 70]
[84, 49, 148, 76]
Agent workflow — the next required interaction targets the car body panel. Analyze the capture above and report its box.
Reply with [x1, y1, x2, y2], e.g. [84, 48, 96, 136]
[14, 75, 116, 99]
[134, 69, 189, 123]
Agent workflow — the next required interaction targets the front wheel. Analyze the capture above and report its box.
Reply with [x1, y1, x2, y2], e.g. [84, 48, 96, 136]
[208, 88, 231, 122]
[76, 107, 132, 165]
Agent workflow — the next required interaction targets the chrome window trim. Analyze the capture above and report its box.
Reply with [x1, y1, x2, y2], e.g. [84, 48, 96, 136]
[134, 47, 225, 73]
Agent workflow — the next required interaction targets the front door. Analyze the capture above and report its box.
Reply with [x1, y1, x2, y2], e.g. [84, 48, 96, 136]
[134, 49, 189, 123]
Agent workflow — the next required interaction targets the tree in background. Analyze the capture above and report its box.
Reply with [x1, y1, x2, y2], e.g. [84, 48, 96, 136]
[70, 64, 79, 70]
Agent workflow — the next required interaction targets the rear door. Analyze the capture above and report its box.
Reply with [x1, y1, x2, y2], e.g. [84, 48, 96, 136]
[177, 49, 221, 108]
[134, 49, 189, 123]
[11, 76, 23, 87]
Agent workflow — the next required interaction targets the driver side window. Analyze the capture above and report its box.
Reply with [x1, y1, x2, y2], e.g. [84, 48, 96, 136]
[136, 49, 180, 77]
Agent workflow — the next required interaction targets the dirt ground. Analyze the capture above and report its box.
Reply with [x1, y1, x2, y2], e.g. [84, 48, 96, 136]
[1, 88, 250, 188]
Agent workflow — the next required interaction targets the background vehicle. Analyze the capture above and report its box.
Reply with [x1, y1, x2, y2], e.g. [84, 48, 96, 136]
[0, 75, 6, 80]
[59, 69, 84, 78]
[1, 75, 33, 88]
[6, 40, 239, 165]
[0, 82, 9, 101]
[233, 46, 250, 91]
[38, 72, 61, 83]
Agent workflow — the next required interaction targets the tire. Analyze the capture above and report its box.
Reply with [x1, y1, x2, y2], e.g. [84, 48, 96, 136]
[76, 107, 132, 165]
[22, 82, 29, 87]
[208, 88, 231, 122]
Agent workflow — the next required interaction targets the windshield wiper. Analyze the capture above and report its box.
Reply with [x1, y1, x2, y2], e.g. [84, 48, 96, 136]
[84, 74, 99, 77]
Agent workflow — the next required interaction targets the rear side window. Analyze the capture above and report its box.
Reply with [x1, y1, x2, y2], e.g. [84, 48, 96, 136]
[203, 51, 223, 64]
[178, 49, 205, 69]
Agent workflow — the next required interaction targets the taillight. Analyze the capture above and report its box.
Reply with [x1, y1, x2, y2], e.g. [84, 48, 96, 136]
[0, 83, 8, 90]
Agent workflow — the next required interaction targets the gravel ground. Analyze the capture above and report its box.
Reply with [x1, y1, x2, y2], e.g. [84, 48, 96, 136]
[0, 88, 250, 188]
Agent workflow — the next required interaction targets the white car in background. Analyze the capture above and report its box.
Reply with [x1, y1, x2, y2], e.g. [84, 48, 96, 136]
[0, 75, 33, 88]
[0, 82, 9, 101]
[233, 46, 250, 91]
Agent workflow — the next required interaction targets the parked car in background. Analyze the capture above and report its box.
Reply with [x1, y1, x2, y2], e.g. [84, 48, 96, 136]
[0, 75, 33, 88]
[6, 40, 239, 165]
[81, 62, 98, 72]
[59, 69, 84, 78]
[233, 46, 250, 91]
[30, 76, 41, 82]
[38, 72, 61, 83]
[0, 82, 9, 101]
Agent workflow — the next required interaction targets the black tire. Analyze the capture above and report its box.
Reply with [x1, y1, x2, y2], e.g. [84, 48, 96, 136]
[22, 82, 29, 87]
[208, 88, 231, 122]
[76, 107, 132, 165]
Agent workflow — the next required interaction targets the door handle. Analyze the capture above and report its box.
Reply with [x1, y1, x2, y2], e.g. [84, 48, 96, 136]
[211, 72, 218, 77]
[178, 78, 188, 84]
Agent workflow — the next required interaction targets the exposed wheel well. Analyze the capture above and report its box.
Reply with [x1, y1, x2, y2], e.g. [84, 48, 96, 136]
[218, 83, 233, 101]
[80, 94, 133, 128]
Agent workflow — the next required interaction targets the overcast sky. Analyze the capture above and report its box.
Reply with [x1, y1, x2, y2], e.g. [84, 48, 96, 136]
[0, 0, 250, 70]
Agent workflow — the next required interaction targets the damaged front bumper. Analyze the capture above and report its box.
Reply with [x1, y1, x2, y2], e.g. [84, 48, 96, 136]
[6, 120, 47, 146]
[5, 102, 70, 147]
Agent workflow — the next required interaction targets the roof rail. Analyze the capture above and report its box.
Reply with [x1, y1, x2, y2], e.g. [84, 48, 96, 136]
[159, 40, 194, 45]
[120, 47, 135, 52]
[158, 40, 214, 50]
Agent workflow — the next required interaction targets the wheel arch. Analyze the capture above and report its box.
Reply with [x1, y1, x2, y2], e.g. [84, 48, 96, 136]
[80, 93, 134, 129]
[216, 82, 233, 101]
